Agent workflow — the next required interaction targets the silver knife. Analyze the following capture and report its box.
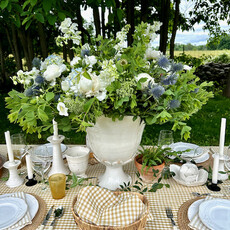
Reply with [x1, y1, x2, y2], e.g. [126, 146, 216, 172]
[36, 205, 54, 230]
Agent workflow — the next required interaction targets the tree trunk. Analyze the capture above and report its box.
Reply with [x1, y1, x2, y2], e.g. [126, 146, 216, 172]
[101, 1, 106, 38]
[127, 0, 134, 46]
[37, 22, 48, 59]
[68, 40, 74, 61]
[63, 43, 67, 62]
[0, 37, 6, 85]
[93, 6, 101, 38]
[107, 8, 112, 39]
[159, 0, 170, 54]
[113, 0, 121, 36]
[141, 0, 148, 22]
[5, 25, 23, 71]
[18, 28, 32, 70]
[170, 0, 180, 59]
[26, 30, 34, 67]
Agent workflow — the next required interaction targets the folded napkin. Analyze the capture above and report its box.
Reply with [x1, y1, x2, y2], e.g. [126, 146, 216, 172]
[0, 192, 32, 230]
[188, 196, 213, 230]
[75, 186, 150, 226]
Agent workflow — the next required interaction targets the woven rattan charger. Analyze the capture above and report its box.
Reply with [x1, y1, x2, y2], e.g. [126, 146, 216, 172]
[71, 191, 149, 230]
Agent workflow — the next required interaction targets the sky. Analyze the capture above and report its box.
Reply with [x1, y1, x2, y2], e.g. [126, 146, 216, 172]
[81, 1, 230, 47]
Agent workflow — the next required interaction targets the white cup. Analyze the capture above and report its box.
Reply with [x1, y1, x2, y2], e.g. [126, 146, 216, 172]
[65, 146, 90, 178]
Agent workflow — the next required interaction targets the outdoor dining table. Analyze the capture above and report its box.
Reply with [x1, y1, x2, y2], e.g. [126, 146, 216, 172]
[0, 145, 230, 230]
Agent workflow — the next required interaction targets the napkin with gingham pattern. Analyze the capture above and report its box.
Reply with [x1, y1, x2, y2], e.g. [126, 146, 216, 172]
[75, 186, 149, 226]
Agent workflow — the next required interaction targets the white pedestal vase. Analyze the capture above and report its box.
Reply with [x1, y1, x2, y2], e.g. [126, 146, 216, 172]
[86, 116, 145, 190]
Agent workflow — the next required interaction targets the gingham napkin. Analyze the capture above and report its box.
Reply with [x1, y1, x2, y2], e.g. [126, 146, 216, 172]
[188, 196, 213, 230]
[0, 192, 32, 230]
[75, 186, 148, 226]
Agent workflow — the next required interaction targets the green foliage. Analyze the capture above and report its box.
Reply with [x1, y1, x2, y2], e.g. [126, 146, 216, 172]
[119, 172, 170, 194]
[174, 53, 209, 67]
[66, 174, 95, 189]
[212, 53, 230, 64]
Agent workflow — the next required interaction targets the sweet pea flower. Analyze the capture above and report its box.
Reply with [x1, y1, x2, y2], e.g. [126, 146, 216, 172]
[57, 102, 68, 116]
[61, 80, 70, 92]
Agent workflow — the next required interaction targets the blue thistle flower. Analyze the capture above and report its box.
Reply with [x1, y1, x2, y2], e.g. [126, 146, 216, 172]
[32, 57, 41, 69]
[54, 94, 60, 102]
[169, 100, 180, 109]
[148, 84, 165, 99]
[170, 62, 184, 73]
[161, 74, 177, 85]
[191, 88, 199, 93]
[81, 49, 90, 57]
[32, 85, 41, 96]
[158, 56, 170, 68]
[25, 87, 33, 97]
[35, 75, 44, 84]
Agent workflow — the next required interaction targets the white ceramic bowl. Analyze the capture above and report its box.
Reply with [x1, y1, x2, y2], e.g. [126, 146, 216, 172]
[65, 146, 90, 178]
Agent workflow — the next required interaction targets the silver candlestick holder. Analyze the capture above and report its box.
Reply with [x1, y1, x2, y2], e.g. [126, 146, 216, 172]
[3, 160, 24, 187]
[47, 135, 70, 177]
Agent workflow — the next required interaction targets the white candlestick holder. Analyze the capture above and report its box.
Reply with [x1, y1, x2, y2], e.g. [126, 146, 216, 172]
[47, 135, 70, 177]
[3, 160, 24, 187]
[218, 155, 228, 181]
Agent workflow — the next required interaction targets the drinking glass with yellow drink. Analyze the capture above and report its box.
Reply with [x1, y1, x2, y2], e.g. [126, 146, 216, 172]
[49, 173, 66, 199]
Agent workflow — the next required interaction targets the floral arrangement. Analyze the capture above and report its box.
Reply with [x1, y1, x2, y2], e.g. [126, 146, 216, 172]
[6, 18, 213, 139]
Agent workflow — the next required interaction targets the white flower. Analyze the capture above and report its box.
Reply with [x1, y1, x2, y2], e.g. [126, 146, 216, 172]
[184, 65, 192, 71]
[70, 57, 81, 67]
[57, 102, 68, 116]
[145, 48, 162, 60]
[59, 18, 72, 33]
[135, 73, 155, 89]
[84, 55, 97, 67]
[82, 43, 90, 50]
[78, 76, 93, 94]
[43, 64, 66, 81]
[61, 80, 70, 91]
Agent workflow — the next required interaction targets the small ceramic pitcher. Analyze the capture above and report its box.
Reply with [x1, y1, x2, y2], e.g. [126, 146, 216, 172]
[65, 146, 90, 178]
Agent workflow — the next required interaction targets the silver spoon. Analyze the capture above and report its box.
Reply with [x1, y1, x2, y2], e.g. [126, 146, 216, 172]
[48, 206, 64, 230]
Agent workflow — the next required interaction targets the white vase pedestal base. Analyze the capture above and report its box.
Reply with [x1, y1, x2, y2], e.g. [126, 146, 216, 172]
[3, 160, 24, 187]
[98, 165, 131, 190]
[218, 155, 228, 181]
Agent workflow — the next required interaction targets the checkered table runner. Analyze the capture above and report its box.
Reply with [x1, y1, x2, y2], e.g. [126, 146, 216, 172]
[0, 145, 229, 229]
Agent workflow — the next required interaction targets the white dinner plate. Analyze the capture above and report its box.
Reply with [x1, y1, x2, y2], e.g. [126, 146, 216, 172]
[35, 143, 67, 159]
[199, 199, 230, 230]
[170, 142, 203, 159]
[0, 193, 39, 230]
[187, 199, 204, 221]
[0, 197, 28, 229]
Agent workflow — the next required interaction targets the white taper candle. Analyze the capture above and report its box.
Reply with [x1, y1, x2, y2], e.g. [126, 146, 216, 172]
[4, 131, 14, 162]
[212, 154, 219, 184]
[26, 154, 33, 179]
[219, 118, 226, 156]
[53, 119, 59, 140]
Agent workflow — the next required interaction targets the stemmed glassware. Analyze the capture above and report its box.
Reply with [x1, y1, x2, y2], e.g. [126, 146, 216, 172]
[158, 130, 174, 148]
[30, 146, 52, 190]
[10, 133, 28, 174]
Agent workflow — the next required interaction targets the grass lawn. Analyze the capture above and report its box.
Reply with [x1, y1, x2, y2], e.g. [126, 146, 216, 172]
[1, 93, 230, 146]
[173, 50, 230, 58]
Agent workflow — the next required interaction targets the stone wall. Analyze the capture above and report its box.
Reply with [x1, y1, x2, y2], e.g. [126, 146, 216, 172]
[194, 62, 230, 87]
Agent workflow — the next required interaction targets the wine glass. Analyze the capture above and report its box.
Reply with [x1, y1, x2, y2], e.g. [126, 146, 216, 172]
[10, 133, 28, 174]
[158, 130, 174, 148]
[30, 146, 52, 190]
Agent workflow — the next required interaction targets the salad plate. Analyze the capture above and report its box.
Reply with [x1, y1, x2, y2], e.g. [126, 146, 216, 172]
[170, 142, 203, 158]
[35, 143, 67, 159]
[187, 199, 204, 221]
[0, 193, 39, 230]
[0, 197, 27, 229]
[199, 199, 230, 230]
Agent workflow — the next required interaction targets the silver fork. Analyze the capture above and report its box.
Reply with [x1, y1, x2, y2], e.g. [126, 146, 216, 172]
[165, 207, 178, 230]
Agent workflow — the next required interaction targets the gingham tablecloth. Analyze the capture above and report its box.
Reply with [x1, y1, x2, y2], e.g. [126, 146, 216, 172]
[0, 145, 229, 230]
